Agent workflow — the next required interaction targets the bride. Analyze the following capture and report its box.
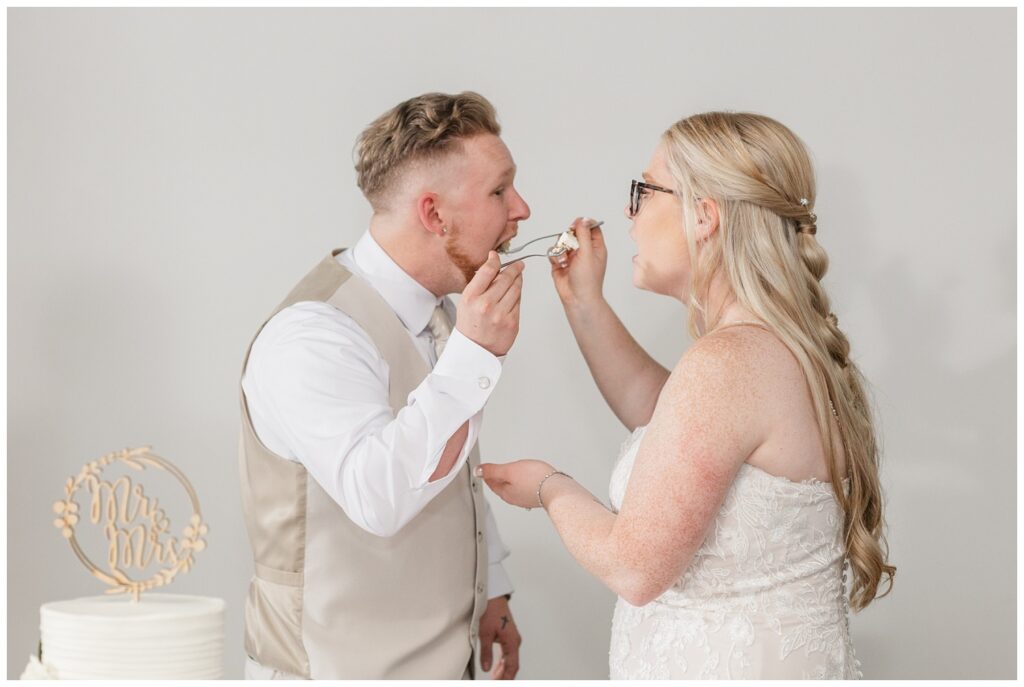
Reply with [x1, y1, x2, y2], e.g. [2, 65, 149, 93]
[477, 112, 895, 679]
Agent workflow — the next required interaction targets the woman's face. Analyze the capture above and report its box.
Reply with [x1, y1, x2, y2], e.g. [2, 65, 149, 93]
[625, 144, 690, 300]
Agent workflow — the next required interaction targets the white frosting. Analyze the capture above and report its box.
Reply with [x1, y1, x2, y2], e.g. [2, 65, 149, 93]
[554, 230, 580, 252]
[20, 654, 58, 680]
[39, 594, 224, 679]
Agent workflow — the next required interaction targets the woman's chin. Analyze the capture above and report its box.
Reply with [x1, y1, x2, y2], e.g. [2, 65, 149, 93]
[631, 264, 646, 291]
[632, 267, 675, 297]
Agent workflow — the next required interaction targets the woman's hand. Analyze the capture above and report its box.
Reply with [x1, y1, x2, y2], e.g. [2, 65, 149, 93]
[550, 217, 608, 310]
[475, 460, 557, 510]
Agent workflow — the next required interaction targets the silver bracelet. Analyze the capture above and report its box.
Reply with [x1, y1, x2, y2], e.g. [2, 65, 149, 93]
[536, 470, 572, 510]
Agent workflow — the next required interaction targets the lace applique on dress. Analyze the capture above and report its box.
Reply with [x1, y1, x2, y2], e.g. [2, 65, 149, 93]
[607, 426, 862, 679]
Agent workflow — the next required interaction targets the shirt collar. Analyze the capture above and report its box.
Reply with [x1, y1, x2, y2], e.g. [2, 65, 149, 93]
[345, 230, 442, 335]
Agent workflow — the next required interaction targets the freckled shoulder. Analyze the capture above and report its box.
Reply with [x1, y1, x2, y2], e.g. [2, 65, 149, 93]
[699, 325, 784, 371]
[681, 326, 772, 380]
[658, 326, 778, 423]
[640, 330, 766, 487]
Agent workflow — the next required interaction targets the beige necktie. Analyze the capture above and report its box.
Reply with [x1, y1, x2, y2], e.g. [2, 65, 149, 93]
[426, 304, 452, 361]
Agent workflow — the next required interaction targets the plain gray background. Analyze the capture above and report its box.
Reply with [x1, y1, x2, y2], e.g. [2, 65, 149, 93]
[7, 8, 1016, 679]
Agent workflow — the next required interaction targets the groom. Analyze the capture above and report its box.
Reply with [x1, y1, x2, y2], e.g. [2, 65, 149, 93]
[237, 92, 529, 679]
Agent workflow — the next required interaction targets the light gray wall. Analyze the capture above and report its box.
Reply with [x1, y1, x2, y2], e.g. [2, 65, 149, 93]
[8, 8, 1015, 679]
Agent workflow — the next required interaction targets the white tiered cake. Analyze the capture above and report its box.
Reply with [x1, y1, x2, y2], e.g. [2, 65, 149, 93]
[27, 594, 224, 679]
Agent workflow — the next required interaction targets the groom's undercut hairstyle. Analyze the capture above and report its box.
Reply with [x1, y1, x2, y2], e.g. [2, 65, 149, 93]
[355, 91, 501, 211]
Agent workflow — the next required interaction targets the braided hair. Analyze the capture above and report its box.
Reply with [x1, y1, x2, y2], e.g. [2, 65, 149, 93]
[662, 112, 895, 611]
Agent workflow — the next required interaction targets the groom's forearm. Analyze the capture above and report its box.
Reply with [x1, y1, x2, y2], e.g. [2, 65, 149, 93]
[427, 421, 469, 482]
[563, 298, 670, 431]
[541, 476, 647, 604]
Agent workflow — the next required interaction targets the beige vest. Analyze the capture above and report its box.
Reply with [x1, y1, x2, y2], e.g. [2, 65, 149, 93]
[238, 249, 488, 679]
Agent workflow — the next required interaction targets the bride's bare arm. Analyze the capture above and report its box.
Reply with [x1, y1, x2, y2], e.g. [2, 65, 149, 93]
[562, 298, 670, 432]
[539, 338, 759, 604]
[550, 218, 669, 432]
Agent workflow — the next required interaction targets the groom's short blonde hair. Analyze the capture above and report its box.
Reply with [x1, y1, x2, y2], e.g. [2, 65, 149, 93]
[354, 91, 501, 210]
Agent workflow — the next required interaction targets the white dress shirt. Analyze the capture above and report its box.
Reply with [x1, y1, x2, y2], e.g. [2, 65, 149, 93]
[242, 230, 513, 599]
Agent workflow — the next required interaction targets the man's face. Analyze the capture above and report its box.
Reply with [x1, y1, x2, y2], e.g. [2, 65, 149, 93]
[440, 134, 531, 284]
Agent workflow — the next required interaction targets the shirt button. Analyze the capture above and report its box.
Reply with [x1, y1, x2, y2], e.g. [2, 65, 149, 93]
[477, 584, 485, 595]
[478, 377, 491, 389]
[471, 479, 479, 492]
[477, 531, 483, 543]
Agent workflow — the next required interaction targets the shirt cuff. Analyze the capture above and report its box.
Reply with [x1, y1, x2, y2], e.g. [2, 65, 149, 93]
[487, 560, 515, 600]
[433, 328, 504, 389]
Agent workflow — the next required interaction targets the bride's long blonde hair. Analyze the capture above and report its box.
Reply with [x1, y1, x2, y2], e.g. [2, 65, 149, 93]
[662, 112, 895, 611]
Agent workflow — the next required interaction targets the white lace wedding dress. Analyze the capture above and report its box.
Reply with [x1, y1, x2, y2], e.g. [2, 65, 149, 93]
[608, 426, 862, 679]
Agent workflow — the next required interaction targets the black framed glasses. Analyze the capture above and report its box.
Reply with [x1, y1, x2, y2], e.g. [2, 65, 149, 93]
[629, 179, 677, 218]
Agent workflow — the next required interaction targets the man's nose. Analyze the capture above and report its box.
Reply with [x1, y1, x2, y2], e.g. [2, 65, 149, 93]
[511, 189, 531, 221]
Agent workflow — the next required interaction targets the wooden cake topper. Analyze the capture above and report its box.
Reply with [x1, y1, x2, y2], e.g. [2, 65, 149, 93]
[52, 446, 208, 602]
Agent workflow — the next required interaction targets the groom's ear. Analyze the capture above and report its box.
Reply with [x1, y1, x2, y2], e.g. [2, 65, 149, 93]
[416, 191, 447, 239]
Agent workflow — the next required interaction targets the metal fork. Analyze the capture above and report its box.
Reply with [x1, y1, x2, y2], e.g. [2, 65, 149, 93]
[499, 221, 604, 267]
[500, 233, 563, 256]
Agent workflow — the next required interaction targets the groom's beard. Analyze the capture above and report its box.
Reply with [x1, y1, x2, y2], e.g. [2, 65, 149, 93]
[444, 225, 482, 286]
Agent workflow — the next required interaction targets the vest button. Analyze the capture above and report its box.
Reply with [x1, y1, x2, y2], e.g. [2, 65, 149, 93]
[477, 531, 483, 543]
[477, 584, 485, 595]
[471, 479, 479, 491]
